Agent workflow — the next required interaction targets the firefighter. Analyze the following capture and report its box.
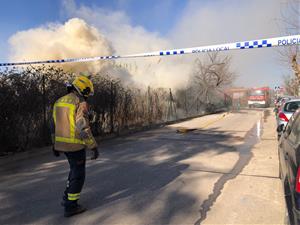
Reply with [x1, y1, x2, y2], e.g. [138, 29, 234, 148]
[52, 74, 99, 217]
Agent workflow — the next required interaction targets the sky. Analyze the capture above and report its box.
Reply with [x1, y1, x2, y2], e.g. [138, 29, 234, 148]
[0, 0, 298, 89]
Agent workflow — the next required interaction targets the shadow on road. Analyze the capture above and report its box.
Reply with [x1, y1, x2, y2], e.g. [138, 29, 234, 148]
[0, 120, 260, 224]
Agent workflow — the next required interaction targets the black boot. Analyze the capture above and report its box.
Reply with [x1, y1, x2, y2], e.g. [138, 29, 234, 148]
[64, 204, 86, 217]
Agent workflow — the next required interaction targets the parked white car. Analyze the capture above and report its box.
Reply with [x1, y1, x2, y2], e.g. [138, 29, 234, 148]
[277, 99, 300, 139]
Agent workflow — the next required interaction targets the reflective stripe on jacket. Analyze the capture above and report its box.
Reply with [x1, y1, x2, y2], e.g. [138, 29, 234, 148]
[53, 92, 97, 152]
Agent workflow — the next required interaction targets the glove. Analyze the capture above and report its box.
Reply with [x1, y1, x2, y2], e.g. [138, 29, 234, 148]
[91, 147, 99, 160]
[52, 146, 60, 157]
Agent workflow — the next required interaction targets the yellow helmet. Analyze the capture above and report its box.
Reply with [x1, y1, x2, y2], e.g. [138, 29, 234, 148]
[72, 75, 94, 97]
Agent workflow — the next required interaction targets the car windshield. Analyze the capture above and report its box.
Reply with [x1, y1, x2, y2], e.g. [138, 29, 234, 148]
[284, 101, 300, 112]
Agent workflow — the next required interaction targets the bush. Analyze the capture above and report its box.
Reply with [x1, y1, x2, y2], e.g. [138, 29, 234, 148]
[0, 65, 228, 155]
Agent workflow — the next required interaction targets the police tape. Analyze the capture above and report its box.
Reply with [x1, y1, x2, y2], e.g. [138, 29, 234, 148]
[1, 34, 300, 67]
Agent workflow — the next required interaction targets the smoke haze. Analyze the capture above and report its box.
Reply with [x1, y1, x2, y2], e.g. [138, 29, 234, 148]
[9, 18, 114, 73]
[8, 0, 293, 89]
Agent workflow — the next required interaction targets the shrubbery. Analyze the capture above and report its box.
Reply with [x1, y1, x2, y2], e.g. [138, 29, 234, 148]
[0, 66, 177, 155]
[0, 55, 232, 155]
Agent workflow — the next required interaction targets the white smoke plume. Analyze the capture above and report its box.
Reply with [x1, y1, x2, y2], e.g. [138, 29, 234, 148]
[8, 0, 192, 89]
[62, 0, 191, 89]
[9, 18, 114, 74]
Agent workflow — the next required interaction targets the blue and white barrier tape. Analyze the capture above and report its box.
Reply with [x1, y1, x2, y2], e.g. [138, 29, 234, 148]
[0, 34, 299, 67]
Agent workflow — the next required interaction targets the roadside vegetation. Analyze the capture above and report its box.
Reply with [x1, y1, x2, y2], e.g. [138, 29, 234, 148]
[0, 52, 235, 155]
[279, 0, 300, 95]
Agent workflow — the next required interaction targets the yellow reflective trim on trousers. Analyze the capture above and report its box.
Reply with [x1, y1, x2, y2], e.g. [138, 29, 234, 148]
[55, 136, 84, 144]
[68, 196, 80, 201]
[68, 193, 80, 197]
[68, 193, 80, 201]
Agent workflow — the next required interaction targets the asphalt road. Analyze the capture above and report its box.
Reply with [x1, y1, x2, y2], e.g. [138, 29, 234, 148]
[0, 109, 285, 224]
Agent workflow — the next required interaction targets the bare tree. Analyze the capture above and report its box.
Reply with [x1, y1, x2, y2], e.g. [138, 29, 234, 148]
[292, 54, 300, 79]
[192, 52, 236, 110]
[278, 0, 300, 91]
[283, 74, 299, 96]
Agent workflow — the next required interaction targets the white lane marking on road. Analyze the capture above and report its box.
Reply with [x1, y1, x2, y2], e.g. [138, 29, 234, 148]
[257, 119, 261, 138]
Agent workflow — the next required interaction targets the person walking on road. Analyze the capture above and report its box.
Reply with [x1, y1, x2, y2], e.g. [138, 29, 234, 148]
[51, 74, 99, 217]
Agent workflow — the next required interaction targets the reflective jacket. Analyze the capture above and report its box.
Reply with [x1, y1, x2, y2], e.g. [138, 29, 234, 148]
[52, 92, 97, 152]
